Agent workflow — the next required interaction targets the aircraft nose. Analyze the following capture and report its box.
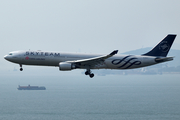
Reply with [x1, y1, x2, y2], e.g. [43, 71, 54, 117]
[4, 55, 9, 60]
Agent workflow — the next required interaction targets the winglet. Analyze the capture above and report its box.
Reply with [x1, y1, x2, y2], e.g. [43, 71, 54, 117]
[110, 50, 118, 56]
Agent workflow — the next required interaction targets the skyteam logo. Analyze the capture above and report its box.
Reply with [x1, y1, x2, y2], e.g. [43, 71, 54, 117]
[112, 55, 141, 69]
[159, 41, 170, 52]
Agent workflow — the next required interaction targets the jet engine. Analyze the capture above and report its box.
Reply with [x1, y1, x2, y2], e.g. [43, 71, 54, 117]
[59, 62, 76, 71]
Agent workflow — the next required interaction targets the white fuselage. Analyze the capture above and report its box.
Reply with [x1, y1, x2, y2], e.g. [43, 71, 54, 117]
[4, 34, 176, 78]
[4, 50, 158, 70]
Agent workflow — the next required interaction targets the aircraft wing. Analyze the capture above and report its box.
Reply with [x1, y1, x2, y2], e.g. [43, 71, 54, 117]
[68, 50, 118, 68]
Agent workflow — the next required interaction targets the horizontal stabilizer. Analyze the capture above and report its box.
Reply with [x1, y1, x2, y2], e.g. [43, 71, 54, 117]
[155, 57, 173, 63]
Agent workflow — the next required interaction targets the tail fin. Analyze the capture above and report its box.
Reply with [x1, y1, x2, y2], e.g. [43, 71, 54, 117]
[143, 34, 176, 57]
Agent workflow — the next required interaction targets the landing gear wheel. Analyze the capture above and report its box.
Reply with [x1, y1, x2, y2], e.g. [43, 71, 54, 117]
[89, 73, 94, 78]
[19, 64, 23, 71]
[85, 71, 89, 75]
[85, 69, 94, 78]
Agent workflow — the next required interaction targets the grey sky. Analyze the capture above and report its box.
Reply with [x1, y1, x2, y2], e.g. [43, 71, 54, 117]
[1, 0, 180, 72]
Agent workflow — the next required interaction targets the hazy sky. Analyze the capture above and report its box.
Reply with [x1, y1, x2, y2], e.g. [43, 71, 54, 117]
[1, 0, 180, 73]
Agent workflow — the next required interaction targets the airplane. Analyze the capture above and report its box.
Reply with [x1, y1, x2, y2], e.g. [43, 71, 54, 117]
[4, 34, 176, 78]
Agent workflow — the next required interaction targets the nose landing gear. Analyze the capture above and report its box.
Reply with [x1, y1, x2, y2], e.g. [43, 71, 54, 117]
[20, 64, 23, 71]
[85, 69, 94, 78]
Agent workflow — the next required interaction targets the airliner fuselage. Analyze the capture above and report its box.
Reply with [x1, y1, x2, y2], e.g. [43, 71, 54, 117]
[4, 50, 158, 69]
[4, 34, 177, 78]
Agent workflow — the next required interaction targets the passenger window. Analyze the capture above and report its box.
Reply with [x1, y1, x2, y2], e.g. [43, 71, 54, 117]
[9, 53, 12, 55]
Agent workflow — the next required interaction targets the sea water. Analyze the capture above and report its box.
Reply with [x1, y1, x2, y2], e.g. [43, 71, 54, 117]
[0, 74, 180, 120]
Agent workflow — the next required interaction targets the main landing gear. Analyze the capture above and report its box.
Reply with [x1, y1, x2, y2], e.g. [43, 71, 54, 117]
[85, 69, 94, 78]
[20, 64, 23, 71]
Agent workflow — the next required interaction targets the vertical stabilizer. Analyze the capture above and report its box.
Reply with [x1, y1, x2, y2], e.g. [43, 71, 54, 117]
[143, 34, 176, 57]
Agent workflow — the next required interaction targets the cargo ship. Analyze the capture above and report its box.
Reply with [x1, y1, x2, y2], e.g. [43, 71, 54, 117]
[17, 85, 46, 90]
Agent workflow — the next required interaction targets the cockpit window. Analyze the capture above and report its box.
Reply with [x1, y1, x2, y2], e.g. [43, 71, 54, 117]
[9, 53, 13, 55]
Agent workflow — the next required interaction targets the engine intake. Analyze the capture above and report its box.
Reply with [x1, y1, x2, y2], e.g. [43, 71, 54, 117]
[59, 62, 76, 71]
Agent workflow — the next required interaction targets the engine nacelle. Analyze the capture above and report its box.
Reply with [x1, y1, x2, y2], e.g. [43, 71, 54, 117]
[59, 62, 76, 71]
